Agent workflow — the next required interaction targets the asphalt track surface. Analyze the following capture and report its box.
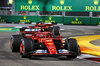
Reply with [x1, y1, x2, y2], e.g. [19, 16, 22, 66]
[0, 24, 100, 66]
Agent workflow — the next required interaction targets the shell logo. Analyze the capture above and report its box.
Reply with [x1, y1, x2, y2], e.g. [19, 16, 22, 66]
[60, 0, 65, 5]
[28, 0, 33, 4]
[93, 0, 99, 5]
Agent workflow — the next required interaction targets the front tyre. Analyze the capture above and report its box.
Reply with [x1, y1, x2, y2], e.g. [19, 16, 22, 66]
[11, 35, 22, 52]
[65, 38, 81, 59]
[20, 38, 33, 58]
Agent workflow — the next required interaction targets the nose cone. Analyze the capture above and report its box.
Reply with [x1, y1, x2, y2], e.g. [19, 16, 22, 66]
[45, 39, 57, 54]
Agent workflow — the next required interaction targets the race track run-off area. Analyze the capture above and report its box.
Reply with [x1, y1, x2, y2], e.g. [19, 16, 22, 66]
[0, 27, 19, 32]
[73, 35, 100, 56]
[0, 24, 100, 66]
[73, 35, 100, 63]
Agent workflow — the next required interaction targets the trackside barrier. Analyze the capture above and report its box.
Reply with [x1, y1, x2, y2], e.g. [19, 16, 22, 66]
[64, 17, 91, 25]
[0, 15, 100, 25]
[91, 17, 100, 25]
[0, 15, 38, 23]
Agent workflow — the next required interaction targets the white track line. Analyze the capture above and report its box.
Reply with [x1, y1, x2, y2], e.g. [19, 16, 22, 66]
[77, 54, 99, 59]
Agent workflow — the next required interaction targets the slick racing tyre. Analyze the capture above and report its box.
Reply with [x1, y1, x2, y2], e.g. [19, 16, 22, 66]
[20, 38, 33, 58]
[47, 26, 60, 35]
[65, 38, 81, 59]
[11, 35, 22, 52]
[47, 27, 53, 32]
[53, 26, 60, 35]
[20, 27, 27, 31]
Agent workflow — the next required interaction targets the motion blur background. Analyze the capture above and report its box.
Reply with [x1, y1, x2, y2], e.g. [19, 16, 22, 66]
[0, 0, 99, 17]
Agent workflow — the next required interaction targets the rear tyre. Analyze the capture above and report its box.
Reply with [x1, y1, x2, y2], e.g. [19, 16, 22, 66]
[20, 38, 33, 58]
[20, 27, 27, 31]
[47, 27, 53, 32]
[11, 35, 22, 52]
[65, 38, 81, 59]
[53, 26, 60, 35]
[47, 26, 60, 35]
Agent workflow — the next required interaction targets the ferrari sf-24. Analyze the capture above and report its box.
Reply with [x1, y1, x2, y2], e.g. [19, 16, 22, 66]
[11, 31, 81, 59]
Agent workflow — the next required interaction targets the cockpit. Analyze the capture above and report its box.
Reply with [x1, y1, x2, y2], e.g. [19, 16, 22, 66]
[33, 32, 52, 38]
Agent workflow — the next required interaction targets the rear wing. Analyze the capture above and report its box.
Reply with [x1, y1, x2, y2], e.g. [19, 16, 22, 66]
[25, 29, 40, 32]
[20, 28, 40, 34]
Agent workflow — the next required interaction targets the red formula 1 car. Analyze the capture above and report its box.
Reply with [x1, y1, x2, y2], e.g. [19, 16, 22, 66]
[11, 32, 81, 59]
[19, 22, 60, 35]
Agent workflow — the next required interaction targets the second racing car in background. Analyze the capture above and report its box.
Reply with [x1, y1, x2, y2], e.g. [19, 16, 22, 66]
[19, 22, 60, 35]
